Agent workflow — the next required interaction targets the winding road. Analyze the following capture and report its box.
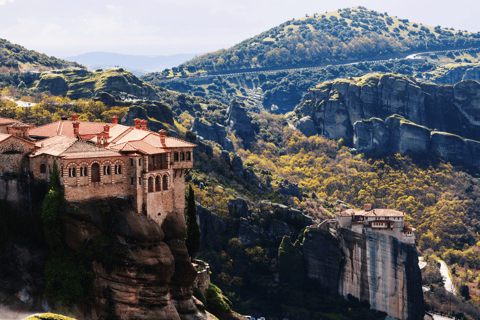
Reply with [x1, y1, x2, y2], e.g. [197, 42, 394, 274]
[437, 260, 456, 295]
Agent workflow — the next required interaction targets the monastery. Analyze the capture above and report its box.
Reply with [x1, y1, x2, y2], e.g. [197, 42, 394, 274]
[335, 203, 416, 244]
[0, 115, 195, 225]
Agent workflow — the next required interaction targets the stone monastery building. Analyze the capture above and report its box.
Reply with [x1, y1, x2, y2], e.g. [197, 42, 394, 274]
[335, 204, 416, 244]
[0, 115, 195, 225]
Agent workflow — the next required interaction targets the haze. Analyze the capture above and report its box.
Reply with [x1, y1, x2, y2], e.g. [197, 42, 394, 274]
[0, 0, 479, 58]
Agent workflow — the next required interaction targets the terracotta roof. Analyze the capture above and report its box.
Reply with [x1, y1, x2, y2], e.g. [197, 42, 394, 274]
[107, 125, 132, 143]
[0, 133, 11, 143]
[127, 140, 170, 154]
[109, 142, 139, 152]
[29, 120, 121, 138]
[402, 227, 416, 233]
[164, 136, 197, 148]
[8, 122, 31, 128]
[32, 135, 121, 158]
[0, 117, 19, 125]
[113, 129, 150, 145]
[341, 208, 404, 217]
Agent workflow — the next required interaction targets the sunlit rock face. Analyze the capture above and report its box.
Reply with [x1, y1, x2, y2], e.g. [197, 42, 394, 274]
[63, 198, 213, 320]
[303, 228, 424, 320]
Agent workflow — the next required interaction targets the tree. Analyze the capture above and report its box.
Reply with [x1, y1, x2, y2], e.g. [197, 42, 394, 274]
[185, 184, 201, 258]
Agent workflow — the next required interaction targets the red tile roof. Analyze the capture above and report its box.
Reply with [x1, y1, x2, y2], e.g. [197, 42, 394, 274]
[0, 117, 19, 125]
[0, 133, 36, 145]
[29, 120, 121, 138]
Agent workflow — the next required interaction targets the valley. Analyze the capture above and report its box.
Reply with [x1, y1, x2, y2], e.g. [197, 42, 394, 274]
[1, 5, 480, 320]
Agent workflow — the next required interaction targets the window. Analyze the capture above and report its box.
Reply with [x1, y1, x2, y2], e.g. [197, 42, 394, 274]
[60, 166, 63, 177]
[115, 165, 122, 174]
[130, 158, 134, 166]
[148, 177, 154, 193]
[139, 158, 142, 166]
[186, 151, 191, 161]
[174, 153, 179, 161]
[103, 165, 110, 175]
[80, 167, 87, 177]
[91, 163, 100, 182]
[69, 167, 76, 177]
[180, 153, 185, 161]
[155, 176, 161, 191]
[163, 175, 168, 190]
[138, 177, 142, 185]
[130, 177, 134, 185]
[40, 164, 46, 173]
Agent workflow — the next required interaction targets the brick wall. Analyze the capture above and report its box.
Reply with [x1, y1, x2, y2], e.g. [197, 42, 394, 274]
[0, 137, 35, 176]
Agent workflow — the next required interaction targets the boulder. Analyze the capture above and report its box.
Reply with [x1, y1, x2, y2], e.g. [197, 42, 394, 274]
[192, 119, 234, 152]
[228, 198, 249, 218]
[225, 99, 256, 149]
[296, 116, 318, 137]
[268, 219, 291, 238]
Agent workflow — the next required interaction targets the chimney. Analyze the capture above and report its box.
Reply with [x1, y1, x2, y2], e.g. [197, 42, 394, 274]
[159, 129, 166, 147]
[73, 121, 80, 136]
[111, 115, 119, 124]
[71, 114, 79, 122]
[364, 203, 372, 211]
[134, 118, 141, 129]
[61, 115, 68, 121]
[104, 124, 110, 134]
[141, 119, 148, 130]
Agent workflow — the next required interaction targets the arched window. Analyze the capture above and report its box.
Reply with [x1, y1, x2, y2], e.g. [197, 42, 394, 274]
[163, 175, 168, 190]
[69, 167, 76, 177]
[148, 177, 154, 193]
[155, 176, 161, 191]
[91, 163, 100, 182]
[103, 165, 110, 175]
[40, 164, 46, 173]
[115, 165, 122, 174]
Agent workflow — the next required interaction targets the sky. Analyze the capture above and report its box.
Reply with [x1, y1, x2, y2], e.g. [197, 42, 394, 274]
[0, 0, 479, 58]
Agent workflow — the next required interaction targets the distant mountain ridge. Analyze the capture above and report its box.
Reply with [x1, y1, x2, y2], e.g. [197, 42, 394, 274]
[65, 52, 199, 76]
[168, 6, 480, 75]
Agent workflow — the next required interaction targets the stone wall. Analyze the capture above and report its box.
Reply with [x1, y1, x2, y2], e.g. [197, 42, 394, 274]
[302, 228, 424, 320]
[0, 136, 35, 176]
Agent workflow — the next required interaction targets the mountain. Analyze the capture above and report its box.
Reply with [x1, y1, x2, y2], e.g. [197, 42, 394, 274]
[169, 6, 480, 74]
[0, 38, 80, 71]
[65, 52, 199, 76]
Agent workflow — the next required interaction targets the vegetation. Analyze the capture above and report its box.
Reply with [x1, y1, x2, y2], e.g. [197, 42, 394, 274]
[0, 38, 80, 71]
[148, 7, 480, 75]
[186, 184, 201, 258]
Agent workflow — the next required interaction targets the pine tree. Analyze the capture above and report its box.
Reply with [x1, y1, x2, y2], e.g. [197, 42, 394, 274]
[185, 184, 201, 258]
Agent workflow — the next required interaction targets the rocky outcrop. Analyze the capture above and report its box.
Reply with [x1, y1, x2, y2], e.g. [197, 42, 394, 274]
[228, 198, 249, 218]
[225, 100, 256, 149]
[63, 198, 214, 320]
[36, 68, 159, 100]
[293, 73, 480, 143]
[353, 115, 480, 165]
[302, 228, 424, 320]
[423, 62, 480, 84]
[121, 103, 175, 131]
[192, 119, 234, 152]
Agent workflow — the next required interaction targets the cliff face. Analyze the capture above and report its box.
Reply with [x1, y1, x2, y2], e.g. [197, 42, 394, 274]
[63, 198, 213, 320]
[302, 228, 423, 320]
[293, 73, 480, 143]
[423, 62, 480, 84]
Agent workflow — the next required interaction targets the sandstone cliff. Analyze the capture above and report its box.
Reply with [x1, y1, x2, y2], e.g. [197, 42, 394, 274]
[302, 228, 424, 320]
[63, 198, 214, 320]
[224, 100, 256, 149]
[292, 73, 480, 142]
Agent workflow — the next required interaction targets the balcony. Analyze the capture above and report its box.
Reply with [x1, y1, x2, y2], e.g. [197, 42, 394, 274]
[148, 163, 168, 171]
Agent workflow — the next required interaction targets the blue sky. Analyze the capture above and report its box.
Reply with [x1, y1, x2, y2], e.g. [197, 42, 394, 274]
[0, 0, 479, 57]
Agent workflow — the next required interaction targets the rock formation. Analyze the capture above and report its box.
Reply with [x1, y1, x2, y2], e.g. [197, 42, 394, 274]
[302, 228, 424, 320]
[121, 103, 175, 131]
[36, 68, 159, 100]
[63, 198, 214, 320]
[192, 119, 234, 152]
[292, 73, 480, 164]
[353, 115, 480, 166]
[423, 62, 480, 84]
[293, 73, 480, 141]
[225, 100, 256, 149]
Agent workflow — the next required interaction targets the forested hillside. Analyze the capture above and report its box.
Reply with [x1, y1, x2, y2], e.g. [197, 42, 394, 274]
[0, 38, 80, 71]
[156, 6, 480, 75]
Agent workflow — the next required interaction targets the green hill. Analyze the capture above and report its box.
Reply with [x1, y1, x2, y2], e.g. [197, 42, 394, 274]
[155, 7, 480, 75]
[0, 38, 80, 71]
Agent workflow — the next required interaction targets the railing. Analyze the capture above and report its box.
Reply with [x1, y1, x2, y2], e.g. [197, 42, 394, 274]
[148, 163, 168, 171]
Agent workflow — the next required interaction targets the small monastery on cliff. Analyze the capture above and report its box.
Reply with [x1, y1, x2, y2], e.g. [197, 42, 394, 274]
[335, 203, 416, 244]
[0, 115, 195, 224]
